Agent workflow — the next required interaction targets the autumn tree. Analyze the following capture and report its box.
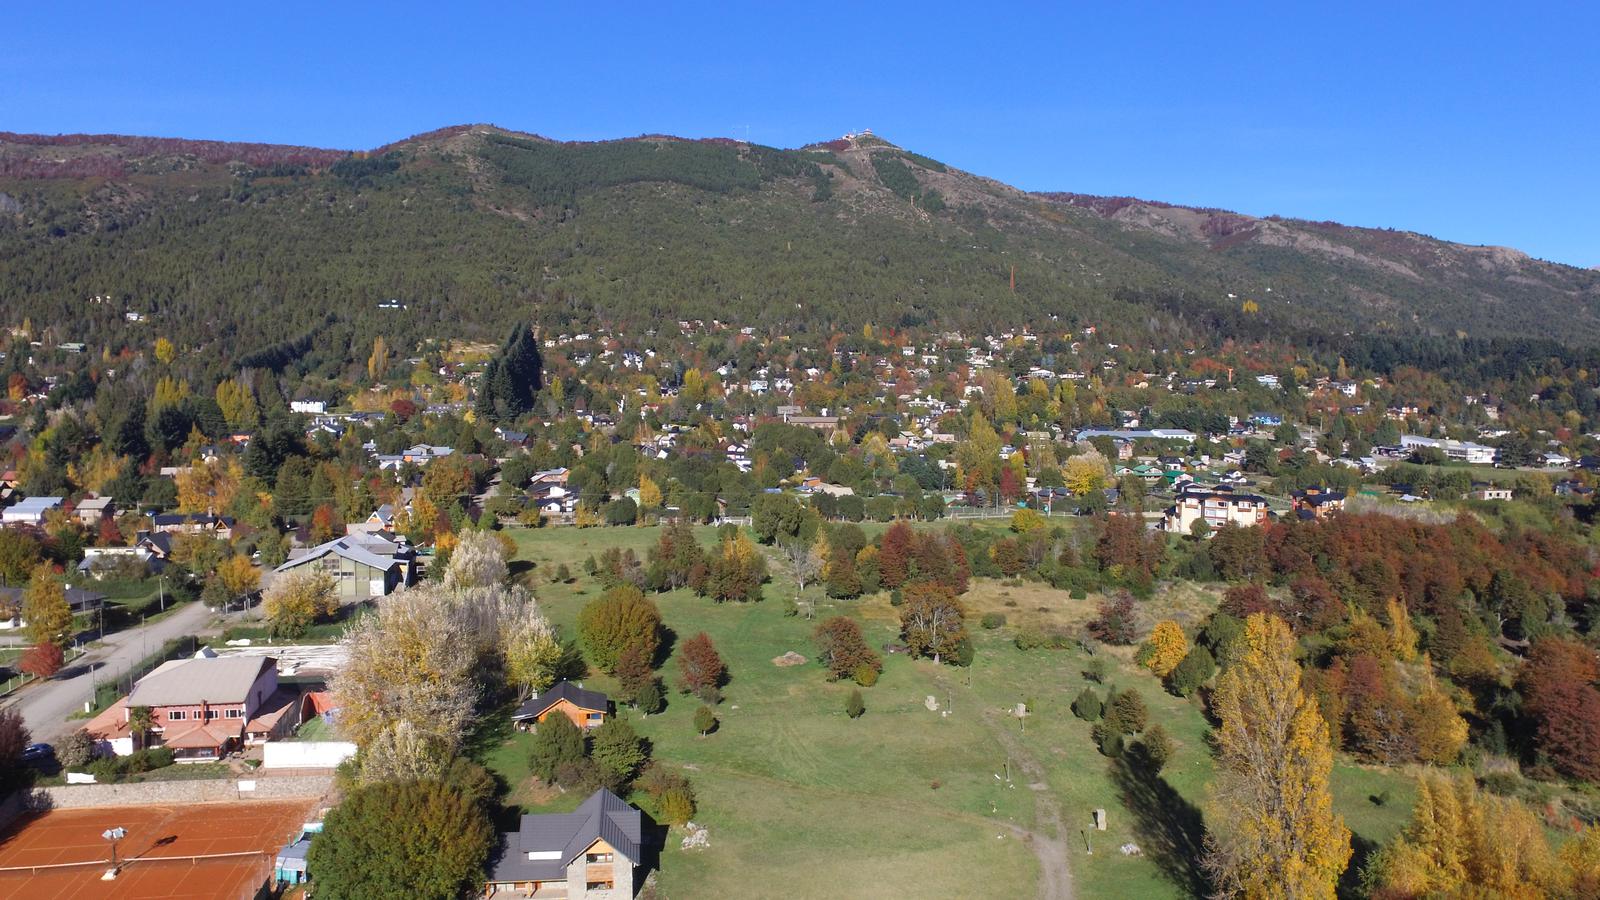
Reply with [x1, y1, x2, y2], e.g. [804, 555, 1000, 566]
[646, 520, 705, 591]
[898, 580, 967, 664]
[501, 601, 563, 699]
[22, 564, 72, 650]
[217, 554, 260, 600]
[18, 642, 64, 678]
[813, 616, 882, 682]
[1518, 636, 1600, 782]
[578, 585, 663, 673]
[262, 569, 338, 638]
[1205, 613, 1350, 900]
[699, 532, 767, 603]
[331, 586, 482, 750]
[1137, 620, 1188, 678]
[676, 632, 726, 703]
[1366, 774, 1558, 897]
[444, 529, 509, 591]
[877, 521, 915, 589]
[1089, 591, 1140, 645]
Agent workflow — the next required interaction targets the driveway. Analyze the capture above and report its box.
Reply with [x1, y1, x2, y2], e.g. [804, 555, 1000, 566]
[2, 601, 218, 743]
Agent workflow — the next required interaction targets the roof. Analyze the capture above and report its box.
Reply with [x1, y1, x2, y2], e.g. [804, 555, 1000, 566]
[486, 789, 643, 884]
[150, 513, 235, 528]
[163, 720, 243, 749]
[85, 698, 132, 741]
[126, 656, 274, 708]
[0, 586, 107, 613]
[76, 496, 114, 511]
[4, 496, 63, 515]
[277, 534, 406, 574]
[511, 681, 609, 721]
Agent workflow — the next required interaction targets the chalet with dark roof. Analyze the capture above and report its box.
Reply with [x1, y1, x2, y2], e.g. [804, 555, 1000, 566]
[485, 788, 643, 898]
[511, 681, 610, 731]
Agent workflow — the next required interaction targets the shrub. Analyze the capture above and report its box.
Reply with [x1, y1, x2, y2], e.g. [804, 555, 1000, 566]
[853, 665, 879, 687]
[659, 785, 697, 825]
[981, 612, 1006, 630]
[58, 729, 97, 770]
[693, 706, 718, 736]
[1083, 658, 1108, 683]
[845, 689, 865, 719]
[1138, 724, 1173, 772]
[1167, 645, 1217, 697]
[1105, 689, 1149, 735]
[1071, 687, 1103, 721]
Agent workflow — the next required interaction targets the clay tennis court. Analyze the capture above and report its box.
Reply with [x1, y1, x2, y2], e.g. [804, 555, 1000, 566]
[0, 800, 316, 899]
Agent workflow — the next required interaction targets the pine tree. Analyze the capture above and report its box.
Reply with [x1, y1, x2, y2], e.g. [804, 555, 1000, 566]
[845, 688, 865, 719]
[1205, 613, 1350, 899]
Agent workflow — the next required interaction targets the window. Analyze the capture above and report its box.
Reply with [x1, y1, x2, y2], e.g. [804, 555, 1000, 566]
[587, 852, 613, 863]
[225, 709, 243, 719]
[586, 882, 613, 891]
[167, 710, 186, 721]
[204, 709, 219, 720]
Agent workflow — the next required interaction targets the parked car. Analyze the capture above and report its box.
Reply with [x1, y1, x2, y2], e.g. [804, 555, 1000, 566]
[21, 743, 54, 765]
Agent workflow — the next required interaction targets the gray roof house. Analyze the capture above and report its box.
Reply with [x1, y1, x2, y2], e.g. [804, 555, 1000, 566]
[275, 533, 416, 600]
[485, 788, 643, 898]
[0, 585, 106, 630]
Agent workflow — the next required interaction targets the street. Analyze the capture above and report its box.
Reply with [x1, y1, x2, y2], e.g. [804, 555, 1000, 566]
[1, 601, 218, 744]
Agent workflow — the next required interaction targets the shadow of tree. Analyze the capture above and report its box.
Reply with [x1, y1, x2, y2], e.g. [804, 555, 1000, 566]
[1109, 753, 1211, 897]
[1338, 832, 1379, 899]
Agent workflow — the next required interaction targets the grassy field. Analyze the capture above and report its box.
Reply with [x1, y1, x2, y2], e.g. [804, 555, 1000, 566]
[501, 523, 1419, 899]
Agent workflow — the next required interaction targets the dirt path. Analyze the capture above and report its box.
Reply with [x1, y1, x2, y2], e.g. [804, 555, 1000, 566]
[983, 709, 1076, 900]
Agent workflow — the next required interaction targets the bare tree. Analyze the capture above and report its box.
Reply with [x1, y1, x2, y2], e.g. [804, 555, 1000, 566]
[783, 536, 823, 619]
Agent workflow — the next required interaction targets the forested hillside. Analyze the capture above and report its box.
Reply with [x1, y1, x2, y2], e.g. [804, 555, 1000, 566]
[2, 125, 1596, 373]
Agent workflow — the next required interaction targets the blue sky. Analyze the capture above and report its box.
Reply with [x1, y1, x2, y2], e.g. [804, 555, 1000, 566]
[5, 3, 1596, 266]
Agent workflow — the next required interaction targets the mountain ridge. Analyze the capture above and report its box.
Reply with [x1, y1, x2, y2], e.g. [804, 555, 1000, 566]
[1, 125, 1596, 357]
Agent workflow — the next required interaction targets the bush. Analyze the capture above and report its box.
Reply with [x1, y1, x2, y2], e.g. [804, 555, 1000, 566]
[1105, 689, 1149, 735]
[58, 729, 97, 770]
[981, 612, 1007, 630]
[1167, 645, 1217, 697]
[1083, 658, 1108, 683]
[659, 785, 697, 825]
[845, 689, 865, 719]
[693, 706, 718, 736]
[853, 664, 879, 687]
[1071, 687, 1103, 721]
[1014, 626, 1072, 651]
[1138, 724, 1173, 772]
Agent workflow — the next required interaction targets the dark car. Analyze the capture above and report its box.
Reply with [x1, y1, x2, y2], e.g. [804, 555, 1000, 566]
[21, 743, 54, 765]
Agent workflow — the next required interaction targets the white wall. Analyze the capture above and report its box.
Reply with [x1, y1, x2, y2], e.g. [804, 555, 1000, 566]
[262, 741, 357, 769]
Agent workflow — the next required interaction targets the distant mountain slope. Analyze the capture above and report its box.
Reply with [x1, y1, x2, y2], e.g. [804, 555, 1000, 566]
[0, 125, 1595, 362]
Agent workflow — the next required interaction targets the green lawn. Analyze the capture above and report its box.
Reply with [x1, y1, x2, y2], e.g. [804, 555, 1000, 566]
[500, 523, 1418, 899]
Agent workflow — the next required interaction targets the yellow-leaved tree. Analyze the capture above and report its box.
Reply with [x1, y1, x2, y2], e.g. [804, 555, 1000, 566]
[1138, 620, 1189, 678]
[1206, 612, 1350, 899]
[1063, 452, 1108, 496]
[638, 473, 663, 510]
[1368, 773, 1557, 896]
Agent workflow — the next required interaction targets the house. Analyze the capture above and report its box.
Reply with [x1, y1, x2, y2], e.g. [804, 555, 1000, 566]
[511, 681, 609, 731]
[78, 544, 164, 578]
[0, 585, 106, 629]
[1468, 483, 1514, 502]
[92, 655, 295, 761]
[275, 533, 417, 600]
[1555, 480, 1595, 499]
[346, 504, 398, 535]
[1399, 434, 1497, 465]
[1163, 482, 1270, 533]
[149, 512, 235, 540]
[2, 496, 63, 526]
[1290, 486, 1347, 520]
[73, 495, 115, 527]
[484, 788, 643, 898]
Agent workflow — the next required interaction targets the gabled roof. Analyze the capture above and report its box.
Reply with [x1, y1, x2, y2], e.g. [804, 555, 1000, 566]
[511, 681, 609, 721]
[486, 789, 643, 884]
[126, 656, 273, 708]
[276, 534, 406, 574]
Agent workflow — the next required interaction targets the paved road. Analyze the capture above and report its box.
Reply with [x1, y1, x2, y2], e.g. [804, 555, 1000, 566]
[2, 601, 217, 744]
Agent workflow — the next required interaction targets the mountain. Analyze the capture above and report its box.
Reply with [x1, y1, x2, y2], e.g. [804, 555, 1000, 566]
[1, 125, 1595, 368]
